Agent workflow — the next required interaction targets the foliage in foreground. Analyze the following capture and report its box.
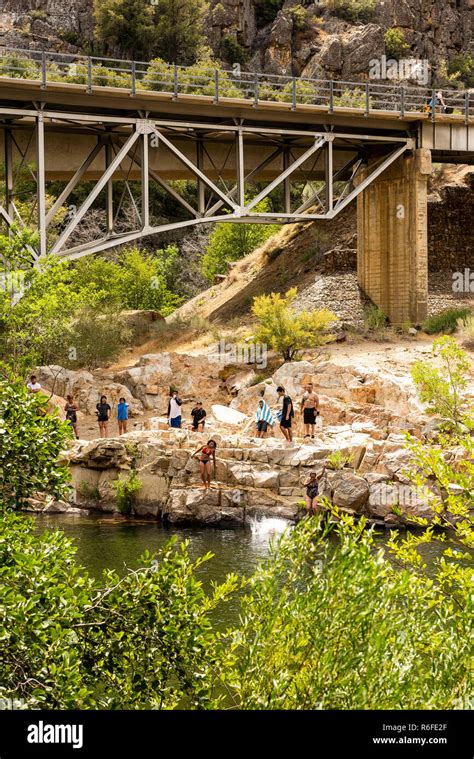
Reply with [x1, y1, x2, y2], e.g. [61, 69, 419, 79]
[0, 507, 471, 710]
[251, 287, 337, 361]
[410, 336, 473, 431]
[0, 372, 71, 508]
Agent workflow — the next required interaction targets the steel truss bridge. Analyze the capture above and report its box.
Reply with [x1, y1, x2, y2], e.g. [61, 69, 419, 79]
[0, 47, 473, 262]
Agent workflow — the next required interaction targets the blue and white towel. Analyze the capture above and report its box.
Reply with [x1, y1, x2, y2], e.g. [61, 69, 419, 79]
[256, 400, 274, 426]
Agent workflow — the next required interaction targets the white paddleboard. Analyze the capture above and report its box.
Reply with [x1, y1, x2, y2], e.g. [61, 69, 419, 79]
[211, 404, 248, 425]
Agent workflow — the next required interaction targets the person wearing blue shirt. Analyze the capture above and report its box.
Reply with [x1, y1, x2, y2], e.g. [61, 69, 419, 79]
[117, 397, 129, 435]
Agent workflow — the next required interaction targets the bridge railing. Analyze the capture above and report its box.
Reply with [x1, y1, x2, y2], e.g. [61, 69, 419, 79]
[0, 46, 472, 121]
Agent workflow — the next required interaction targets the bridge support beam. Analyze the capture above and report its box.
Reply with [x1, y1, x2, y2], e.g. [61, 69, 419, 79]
[356, 148, 431, 325]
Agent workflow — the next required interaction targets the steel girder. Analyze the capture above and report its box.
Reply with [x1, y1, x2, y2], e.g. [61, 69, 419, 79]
[0, 109, 414, 261]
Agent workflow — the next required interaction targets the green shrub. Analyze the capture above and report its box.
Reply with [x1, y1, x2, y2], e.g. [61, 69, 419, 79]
[422, 307, 471, 335]
[410, 335, 472, 431]
[327, 0, 376, 24]
[448, 52, 474, 88]
[252, 287, 337, 361]
[0, 371, 71, 508]
[384, 28, 410, 60]
[112, 470, 142, 516]
[327, 450, 350, 470]
[222, 36, 248, 66]
[201, 198, 279, 281]
[0, 55, 39, 80]
[364, 304, 387, 331]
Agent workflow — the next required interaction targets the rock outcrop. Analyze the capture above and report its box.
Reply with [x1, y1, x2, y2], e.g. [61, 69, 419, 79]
[62, 425, 442, 528]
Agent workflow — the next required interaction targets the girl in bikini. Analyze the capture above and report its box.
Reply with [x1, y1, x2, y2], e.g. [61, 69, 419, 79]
[304, 467, 326, 516]
[192, 439, 217, 489]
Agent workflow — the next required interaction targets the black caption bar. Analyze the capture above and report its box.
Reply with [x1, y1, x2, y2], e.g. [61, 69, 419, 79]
[0, 710, 470, 757]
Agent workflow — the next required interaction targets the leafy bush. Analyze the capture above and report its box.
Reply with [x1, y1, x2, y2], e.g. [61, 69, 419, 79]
[201, 199, 278, 281]
[327, 450, 350, 470]
[384, 28, 409, 60]
[251, 287, 337, 361]
[142, 57, 241, 97]
[327, 0, 376, 24]
[0, 371, 71, 508]
[222, 36, 248, 66]
[410, 336, 472, 431]
[231, 513, 471, 709]
[112, 470, 142, 515]
[364, 304, 387, 331]
[448, 52, 474, 88]
[67, 305, 131, 370]
[0, 512, 238, 708]
[0, 55, 39, 80]
[422, 307, 471, 335]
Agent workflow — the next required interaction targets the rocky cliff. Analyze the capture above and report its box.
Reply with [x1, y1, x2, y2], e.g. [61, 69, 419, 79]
[1, 0, 472, 86]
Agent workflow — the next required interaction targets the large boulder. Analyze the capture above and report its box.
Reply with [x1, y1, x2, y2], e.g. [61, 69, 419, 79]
[329, 471, 370, 512]
[163, 487, 244, 527]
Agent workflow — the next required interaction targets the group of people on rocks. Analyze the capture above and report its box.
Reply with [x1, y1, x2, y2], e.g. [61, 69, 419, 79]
[26, 374, 325, 514]
[256, 383, 321, 443]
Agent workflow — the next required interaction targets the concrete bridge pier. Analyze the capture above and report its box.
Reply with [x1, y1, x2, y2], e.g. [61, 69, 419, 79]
[357, 148, 432, 326]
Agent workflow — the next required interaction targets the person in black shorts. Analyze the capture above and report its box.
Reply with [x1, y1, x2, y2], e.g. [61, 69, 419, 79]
[304, 467, 326, 516]
[96, 395, 111, 439]
[190, 401, 206, 432]
[65, 394, 79, 439]
[277, 385, 294, 443]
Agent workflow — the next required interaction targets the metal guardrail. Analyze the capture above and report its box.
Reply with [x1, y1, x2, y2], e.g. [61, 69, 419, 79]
[0, 46, 472, 122]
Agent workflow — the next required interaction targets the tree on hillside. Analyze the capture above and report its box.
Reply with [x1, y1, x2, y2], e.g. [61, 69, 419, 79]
[93, 0, 208, 65]
[201, 200, 279, 282]
[153, 0, 209, 65]
[251, 287, 337, 361]
[93, 0, 156, 60]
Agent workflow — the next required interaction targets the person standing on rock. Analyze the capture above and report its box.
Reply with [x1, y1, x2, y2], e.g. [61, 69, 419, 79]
[192, 439, 217, 489]
[96, 395, 111, 438]
[277, 386, 294, 443]
[65, 394, 79, 439]
[190, 401, 207, 432]
[26, 375, 42, 394]
[168, 390, 182, 429]
[117, 397, 129, 436]
[304, 467, 326, 516]
[255, 398, 274, 439]
[301, 382, 319, 439]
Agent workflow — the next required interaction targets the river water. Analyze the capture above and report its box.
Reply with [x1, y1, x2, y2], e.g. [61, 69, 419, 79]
[33, 512, 451, 582]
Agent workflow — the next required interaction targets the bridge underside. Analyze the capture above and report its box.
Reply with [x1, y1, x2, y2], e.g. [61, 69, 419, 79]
[0, 106, 416, 262]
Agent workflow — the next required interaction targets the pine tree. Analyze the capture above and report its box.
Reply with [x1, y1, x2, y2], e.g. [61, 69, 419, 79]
[94, 0, 208, 65]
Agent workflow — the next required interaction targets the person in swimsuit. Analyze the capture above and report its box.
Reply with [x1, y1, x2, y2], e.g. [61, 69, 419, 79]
[304, 467, 326, 516]
[301, 382, 319, 439]
[64, 394, 79, 439]
[96, 395, 111, 439]
[192, 439, 217, 489]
